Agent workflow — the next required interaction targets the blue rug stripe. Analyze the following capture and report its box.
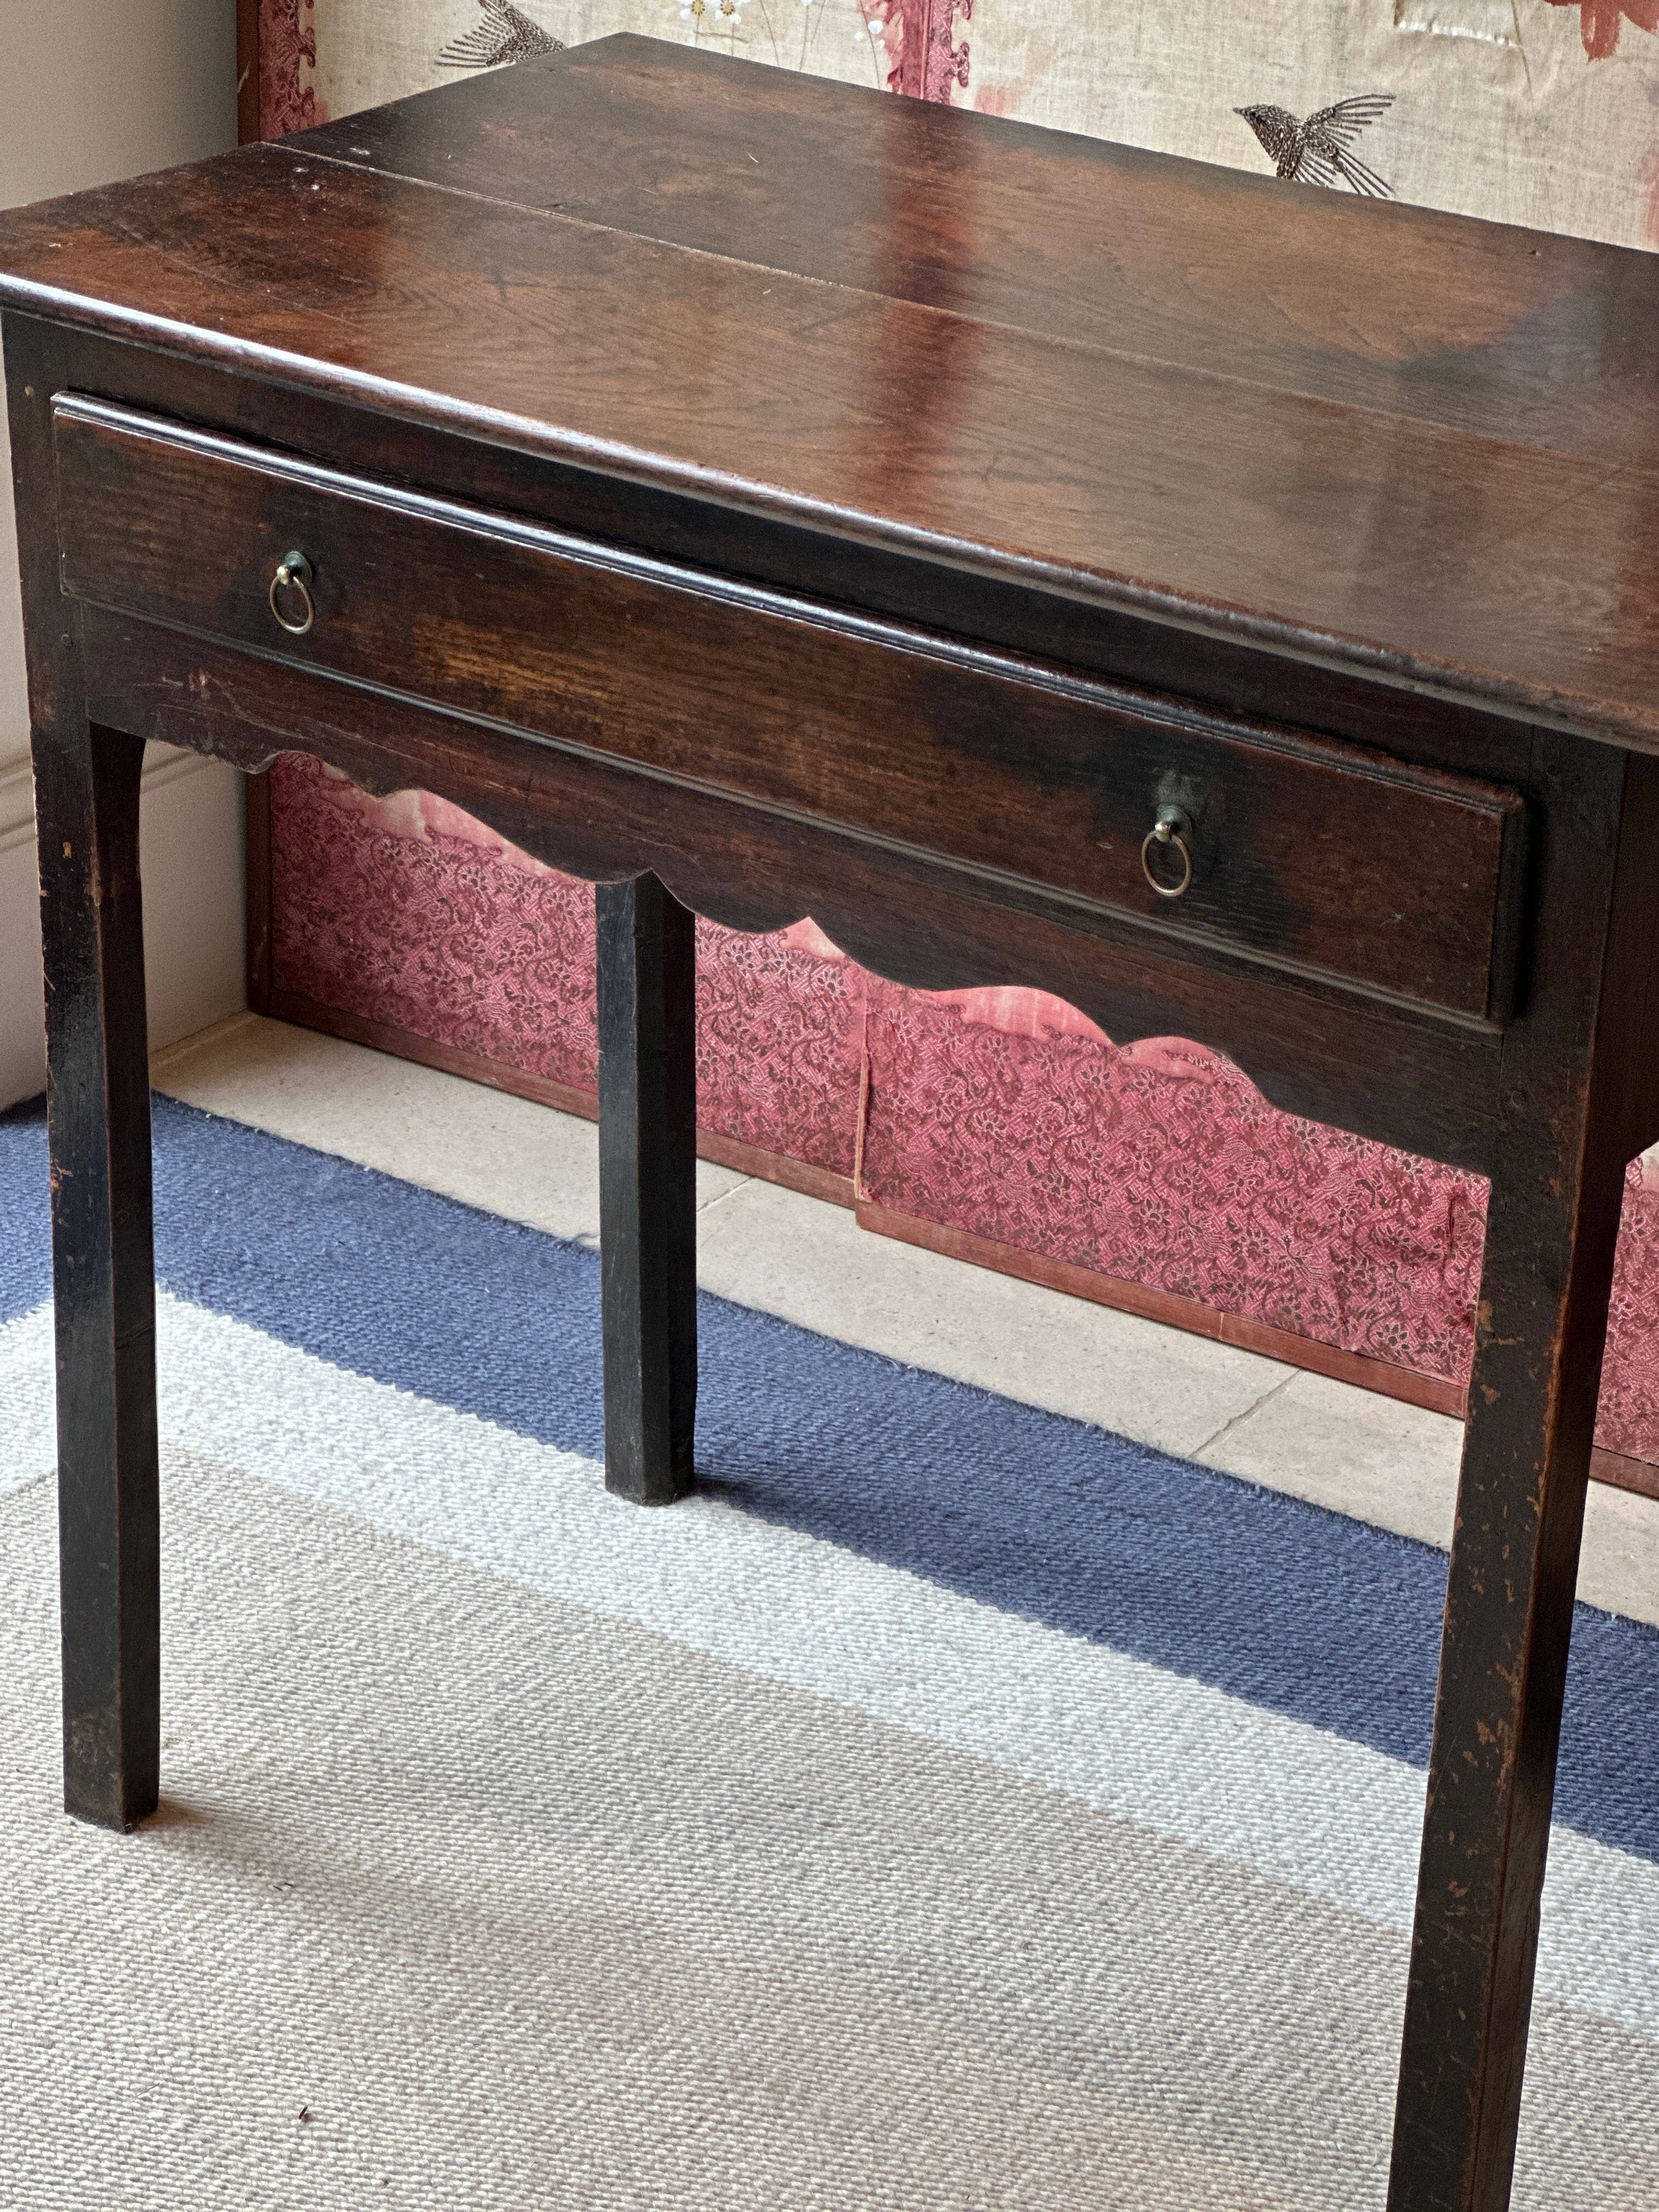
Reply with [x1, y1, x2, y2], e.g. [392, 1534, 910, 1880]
[0, 1099, 51, 1325]
[4, 1090, 1659, 1864]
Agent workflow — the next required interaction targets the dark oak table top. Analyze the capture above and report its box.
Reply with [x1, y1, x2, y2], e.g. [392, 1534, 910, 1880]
[2, 33, 1657, 753]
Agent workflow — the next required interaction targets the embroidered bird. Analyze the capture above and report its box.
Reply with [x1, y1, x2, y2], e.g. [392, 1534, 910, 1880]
[1233, 96, 1395, 199]
[437, 1, 564, 69]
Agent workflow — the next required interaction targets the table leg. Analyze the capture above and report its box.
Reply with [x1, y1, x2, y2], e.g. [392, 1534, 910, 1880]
[595, 874, 697, 1504]
[34, 720, 159, 1831]
[1385, 1102, 1634, 2208]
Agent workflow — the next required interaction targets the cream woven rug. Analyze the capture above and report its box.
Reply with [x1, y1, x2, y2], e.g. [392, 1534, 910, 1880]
[2, 1093, 1656, 2208]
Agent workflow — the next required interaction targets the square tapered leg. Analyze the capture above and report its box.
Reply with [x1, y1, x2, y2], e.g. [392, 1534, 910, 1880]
[595, 873, 697, 1505]
[1386, 1131, 1626, 2211]
[1386, 746, 1659, 2212]
[35, 719, 159, 1831]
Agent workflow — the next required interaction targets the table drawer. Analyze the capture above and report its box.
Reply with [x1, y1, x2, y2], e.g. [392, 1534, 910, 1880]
[54, 397, 1525, 1022]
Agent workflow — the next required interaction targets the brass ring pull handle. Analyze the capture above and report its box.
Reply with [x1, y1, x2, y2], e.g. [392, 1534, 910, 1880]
[268, 550, 316, 636]
[1141, 805, 1195, 899]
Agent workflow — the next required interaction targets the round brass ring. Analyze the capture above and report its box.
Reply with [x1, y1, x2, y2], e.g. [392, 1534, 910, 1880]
[269, 551, 315, 637]
[1141, 818, 1194, 899]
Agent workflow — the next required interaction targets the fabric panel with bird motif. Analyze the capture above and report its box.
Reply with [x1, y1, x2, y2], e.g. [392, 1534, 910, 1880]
[438, 0, 563, 67]
[1234, 96, 1394, 198]
[272, 1, 1659, 252]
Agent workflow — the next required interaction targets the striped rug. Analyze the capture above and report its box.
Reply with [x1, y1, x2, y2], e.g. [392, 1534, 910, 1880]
[1, 1095, 1656, 2209]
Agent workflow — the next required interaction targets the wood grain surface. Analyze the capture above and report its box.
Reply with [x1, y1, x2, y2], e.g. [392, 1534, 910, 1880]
[302, 36, 1659, 467]
[71, 602, 1511, 1175]
[53, 397, 1527, 1026]
[1, 37, 1656, 747]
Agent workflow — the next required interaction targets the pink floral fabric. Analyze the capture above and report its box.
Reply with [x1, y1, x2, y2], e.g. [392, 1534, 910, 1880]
[268, 757, 861, 1175]
[1607, 1169, 1659, 1459]
[267, 754, 1659, 1464]
[860, 988, 1489, 1384]
[257, 0, 323, 136]
[870, 0, 974, 102]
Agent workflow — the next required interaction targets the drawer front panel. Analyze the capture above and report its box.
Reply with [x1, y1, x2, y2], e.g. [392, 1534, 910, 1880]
[54, 398, 1525, 1020]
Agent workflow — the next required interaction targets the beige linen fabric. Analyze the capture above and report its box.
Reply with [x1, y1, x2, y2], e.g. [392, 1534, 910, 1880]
[307, 0, 1659, 250]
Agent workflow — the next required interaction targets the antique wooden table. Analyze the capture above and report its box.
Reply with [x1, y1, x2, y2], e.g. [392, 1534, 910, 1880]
[3, 34, 1656, 2210]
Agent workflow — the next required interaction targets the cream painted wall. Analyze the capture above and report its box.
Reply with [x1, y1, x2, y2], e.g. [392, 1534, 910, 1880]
[0, 0, 245, 1107]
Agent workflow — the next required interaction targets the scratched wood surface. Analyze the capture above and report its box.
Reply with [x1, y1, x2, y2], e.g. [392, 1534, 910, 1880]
[1, 36, 1657, 748]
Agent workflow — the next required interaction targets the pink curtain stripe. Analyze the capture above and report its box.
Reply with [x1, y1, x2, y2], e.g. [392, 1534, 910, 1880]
[257, 0, 324, 138]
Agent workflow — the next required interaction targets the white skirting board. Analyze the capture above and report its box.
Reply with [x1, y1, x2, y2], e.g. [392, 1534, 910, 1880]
[0, 744, 246, 1109]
